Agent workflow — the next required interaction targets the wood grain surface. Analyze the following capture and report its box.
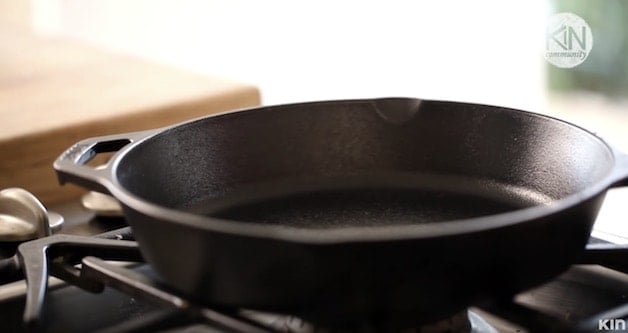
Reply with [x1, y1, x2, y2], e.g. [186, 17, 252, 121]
[0, 25, 260, 204]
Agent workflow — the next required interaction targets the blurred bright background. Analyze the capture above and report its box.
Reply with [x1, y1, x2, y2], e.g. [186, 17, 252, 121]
[3, 0, 628, 241]
[30, 0, 548, 109]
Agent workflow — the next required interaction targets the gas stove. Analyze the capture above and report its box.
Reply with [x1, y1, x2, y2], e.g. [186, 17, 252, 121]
[0, 199, 627, 333]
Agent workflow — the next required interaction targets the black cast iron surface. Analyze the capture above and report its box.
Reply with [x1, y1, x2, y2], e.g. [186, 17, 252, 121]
[54, 98, 628, 327]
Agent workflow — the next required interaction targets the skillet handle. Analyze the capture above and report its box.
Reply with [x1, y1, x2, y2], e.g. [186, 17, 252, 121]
[610, 148, 628, 188]
[54, 130, 154, 194]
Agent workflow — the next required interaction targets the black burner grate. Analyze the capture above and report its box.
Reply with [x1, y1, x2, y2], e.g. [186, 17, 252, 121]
[1, 227, 627, 333]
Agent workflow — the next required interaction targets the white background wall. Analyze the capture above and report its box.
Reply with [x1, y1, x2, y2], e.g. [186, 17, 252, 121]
[32, 0, 548, 110]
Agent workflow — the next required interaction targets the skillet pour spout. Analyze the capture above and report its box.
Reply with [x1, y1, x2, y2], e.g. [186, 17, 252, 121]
[54, 97, 628, 327]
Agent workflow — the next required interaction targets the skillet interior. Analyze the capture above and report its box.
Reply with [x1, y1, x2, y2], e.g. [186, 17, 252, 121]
[115, 98, 613, 229]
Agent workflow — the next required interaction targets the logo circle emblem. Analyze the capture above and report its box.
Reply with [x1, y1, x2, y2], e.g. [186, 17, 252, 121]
[545, 12, 593, 68]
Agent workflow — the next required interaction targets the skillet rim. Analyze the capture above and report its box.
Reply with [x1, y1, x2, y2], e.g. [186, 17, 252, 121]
[103, 97, 621, 244]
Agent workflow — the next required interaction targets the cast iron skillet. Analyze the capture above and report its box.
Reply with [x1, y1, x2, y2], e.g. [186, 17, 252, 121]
[54, 98, 628, 329]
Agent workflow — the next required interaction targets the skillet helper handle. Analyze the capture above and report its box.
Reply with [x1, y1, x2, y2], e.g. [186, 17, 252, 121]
[610, 148, 628, 187]
[54, 131, 153, 194]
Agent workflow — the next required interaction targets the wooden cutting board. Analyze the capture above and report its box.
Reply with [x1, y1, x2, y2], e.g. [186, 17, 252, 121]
[0, 25, 260, 204]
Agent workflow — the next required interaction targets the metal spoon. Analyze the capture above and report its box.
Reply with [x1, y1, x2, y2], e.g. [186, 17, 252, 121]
[0, 188, 64, 242]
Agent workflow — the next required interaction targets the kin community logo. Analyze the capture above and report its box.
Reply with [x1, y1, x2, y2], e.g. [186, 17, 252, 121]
[599, 318, 627, 331]
[544, 12, 593, 68]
